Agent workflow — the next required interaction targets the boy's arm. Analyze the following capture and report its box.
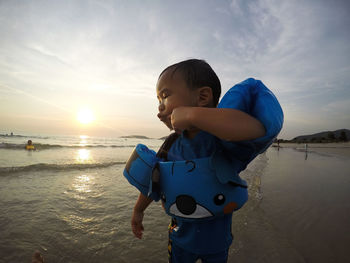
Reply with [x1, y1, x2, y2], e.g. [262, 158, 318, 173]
[171, 107, 265, 141]
[131, 193, 153, 239]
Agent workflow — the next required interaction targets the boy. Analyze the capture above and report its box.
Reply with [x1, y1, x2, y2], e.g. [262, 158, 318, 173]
[130, 59, 283, 262]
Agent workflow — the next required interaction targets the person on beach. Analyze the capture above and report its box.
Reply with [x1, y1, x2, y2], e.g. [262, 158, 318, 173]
[25, 140, 35, 150]
[130, 59, 283, 262]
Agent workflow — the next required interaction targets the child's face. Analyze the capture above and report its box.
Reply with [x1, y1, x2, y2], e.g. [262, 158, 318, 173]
[156, 70, 198, 130]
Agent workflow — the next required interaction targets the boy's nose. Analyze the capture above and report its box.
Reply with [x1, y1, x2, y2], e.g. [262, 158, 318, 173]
[157, 103, 165, 118]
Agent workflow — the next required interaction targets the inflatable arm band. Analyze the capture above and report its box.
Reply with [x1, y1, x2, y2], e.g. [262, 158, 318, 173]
[218, 78, 284, 154]
[123, 144, 159, 198]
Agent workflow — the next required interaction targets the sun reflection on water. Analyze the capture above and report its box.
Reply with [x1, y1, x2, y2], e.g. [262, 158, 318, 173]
[76, 149, 92, 163]
[73, 174, 94, 194]
[79, 135, 88, 146]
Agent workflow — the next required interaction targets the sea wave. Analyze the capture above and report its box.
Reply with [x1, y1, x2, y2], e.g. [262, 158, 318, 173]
[0, 134, 49, 139]
[0, 142, 137, 150]
[0, 161, 126, 175]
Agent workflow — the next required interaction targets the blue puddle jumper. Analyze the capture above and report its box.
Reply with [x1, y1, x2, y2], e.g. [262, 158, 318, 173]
[123, 78, 283, 221]
[124, 144, 248, 221]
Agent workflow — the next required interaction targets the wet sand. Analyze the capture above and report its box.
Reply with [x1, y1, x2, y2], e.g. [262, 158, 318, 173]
[228, 144, 350, 263]
[274, 142, 350, 157]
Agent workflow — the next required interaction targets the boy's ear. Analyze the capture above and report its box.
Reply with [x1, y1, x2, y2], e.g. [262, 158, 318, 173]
[197, 87, 213, 107]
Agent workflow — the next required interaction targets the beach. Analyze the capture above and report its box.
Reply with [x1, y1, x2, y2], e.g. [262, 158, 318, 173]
[229, 142, 350, 263]
[0, 135, 349, 262]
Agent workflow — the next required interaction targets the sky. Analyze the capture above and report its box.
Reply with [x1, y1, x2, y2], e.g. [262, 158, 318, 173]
[0, 0, 349, 139]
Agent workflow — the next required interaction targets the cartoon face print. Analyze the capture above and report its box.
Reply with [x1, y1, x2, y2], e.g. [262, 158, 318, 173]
[159, 158, 248, 220]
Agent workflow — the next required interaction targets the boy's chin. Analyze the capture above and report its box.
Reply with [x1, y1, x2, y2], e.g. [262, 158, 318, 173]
[165, 123, 173, 131]
[174, 129, 182, 134]
[168, 127, 182, 135]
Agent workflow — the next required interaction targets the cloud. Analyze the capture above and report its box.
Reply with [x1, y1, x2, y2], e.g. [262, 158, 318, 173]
[323, 99, 350, 115]
[0, 0, 349, 138]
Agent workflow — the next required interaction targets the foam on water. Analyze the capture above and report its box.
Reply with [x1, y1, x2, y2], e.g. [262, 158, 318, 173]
[0, 134, 163, 172]
[0, 161, 126, 175]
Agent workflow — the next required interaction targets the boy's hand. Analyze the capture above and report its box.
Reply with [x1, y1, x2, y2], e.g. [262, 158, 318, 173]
[131, 209, 145, 239]
[171, 107, 196, 133]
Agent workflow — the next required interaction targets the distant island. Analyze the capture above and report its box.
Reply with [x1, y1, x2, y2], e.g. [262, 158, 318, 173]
[120, 135, 150, 139]
[120, 129, 350, 143]
[277, 129, 350, 143]
[120, 135, 168, 140]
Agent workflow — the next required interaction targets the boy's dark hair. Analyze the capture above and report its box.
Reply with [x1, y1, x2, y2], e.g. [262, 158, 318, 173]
[159, 59, 221, 106]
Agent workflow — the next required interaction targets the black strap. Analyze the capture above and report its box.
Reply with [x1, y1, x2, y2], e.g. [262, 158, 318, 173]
[156, 133, 180, 161]
[153, 133, 179, 202]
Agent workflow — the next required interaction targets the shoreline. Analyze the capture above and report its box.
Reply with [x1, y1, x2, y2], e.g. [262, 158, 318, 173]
[273, 141, 350, 147]
[228, 151, 304, 262]
[272, 142, 350, 158]
[229, 145, 350, 262]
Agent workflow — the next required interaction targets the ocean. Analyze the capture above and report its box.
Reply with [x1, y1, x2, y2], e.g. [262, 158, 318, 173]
[0, 134, 168, 262]
[0, 134, 349, 262]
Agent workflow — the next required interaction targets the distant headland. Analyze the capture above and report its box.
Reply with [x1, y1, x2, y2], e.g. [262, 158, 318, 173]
[120, 135, 168, 140]
[120, 129, 350, 143]
[120, 135, 150, 139]
[277, 129, 350, 143]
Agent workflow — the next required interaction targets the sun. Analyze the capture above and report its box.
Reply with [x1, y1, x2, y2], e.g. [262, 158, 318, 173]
[77, 108, 95, 124]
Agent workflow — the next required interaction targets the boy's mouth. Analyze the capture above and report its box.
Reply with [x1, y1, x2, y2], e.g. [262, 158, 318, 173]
[158, 115, 167, 122]
[158, 114, 170, 123]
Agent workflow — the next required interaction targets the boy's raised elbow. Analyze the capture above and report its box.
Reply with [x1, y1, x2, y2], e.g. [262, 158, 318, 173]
[227, 119, 266, 142]
[255, 121, 266, 139]
[246, 119, 266, 141]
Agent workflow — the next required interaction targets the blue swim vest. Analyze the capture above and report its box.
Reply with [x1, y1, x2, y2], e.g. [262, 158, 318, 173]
[123, 78, 283, 221]
[123, 144, 248, 221]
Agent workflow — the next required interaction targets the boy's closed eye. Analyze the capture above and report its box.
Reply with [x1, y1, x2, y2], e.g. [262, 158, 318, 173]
[158, 89, 171, 104]
[161, 90, 170, 99]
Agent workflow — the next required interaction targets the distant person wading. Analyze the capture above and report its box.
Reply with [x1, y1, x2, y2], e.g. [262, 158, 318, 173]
[25, 140, 35, 150]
